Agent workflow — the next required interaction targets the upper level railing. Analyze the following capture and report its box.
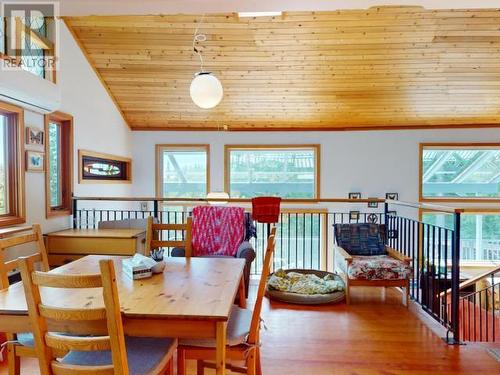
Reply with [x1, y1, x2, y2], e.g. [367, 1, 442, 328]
[72, 195, 464, 344]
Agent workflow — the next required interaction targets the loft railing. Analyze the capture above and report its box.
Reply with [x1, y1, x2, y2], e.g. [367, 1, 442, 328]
[71, 196, 463, 344]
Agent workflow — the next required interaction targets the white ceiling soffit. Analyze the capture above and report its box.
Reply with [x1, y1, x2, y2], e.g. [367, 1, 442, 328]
[58, 0, 500, 16]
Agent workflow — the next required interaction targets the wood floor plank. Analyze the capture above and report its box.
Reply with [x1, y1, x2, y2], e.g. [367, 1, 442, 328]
[1, 286, 498, 374]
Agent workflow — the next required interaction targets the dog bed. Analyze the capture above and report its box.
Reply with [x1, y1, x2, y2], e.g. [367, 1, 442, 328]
[266, 269, 345, 305]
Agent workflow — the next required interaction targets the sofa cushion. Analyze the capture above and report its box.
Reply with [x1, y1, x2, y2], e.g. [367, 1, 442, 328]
[334, 224, 386, 256]
[348, 255, 412, 280]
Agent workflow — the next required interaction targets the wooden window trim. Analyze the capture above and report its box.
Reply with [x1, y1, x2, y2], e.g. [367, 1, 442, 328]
[78, 150, 132, 184]
[45, 111, 73, 218]
[155, 144, 210, 198]
[224, 144, 321, 199]
[419, 143, 500, 203]
[0, 17, 56, 83]
[0, 101, 25, 227]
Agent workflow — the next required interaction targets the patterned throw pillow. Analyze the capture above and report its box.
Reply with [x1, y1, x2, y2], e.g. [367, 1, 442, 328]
[334, 223, 386, 256]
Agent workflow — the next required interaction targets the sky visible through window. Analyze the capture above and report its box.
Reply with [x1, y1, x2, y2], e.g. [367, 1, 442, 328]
[161, 150, 207, 198]
[0, 115, 7, 215]
[48, 122, 61, 207]
[422, 148, 500, 198]
[423, 213, 500, 262]
[229, 148, 316, 198]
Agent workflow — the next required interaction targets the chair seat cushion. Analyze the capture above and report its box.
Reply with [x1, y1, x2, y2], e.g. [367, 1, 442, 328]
[16, 332, 34, 347]
[180, 306, 252, 348]
[61, 336, 175, 375]
[348, 255, 412, 280]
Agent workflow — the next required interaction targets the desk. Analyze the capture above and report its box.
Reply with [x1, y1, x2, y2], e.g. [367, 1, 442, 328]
[0, 255, 245, 375]
[46, 228, 146, 266]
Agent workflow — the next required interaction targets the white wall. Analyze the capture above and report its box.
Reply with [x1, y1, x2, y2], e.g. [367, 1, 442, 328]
[21, 22, 132, 235]
[131, 128, 500, 215]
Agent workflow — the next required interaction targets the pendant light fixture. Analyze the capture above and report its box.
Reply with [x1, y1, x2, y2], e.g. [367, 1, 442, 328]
[190, 17, 223, 109]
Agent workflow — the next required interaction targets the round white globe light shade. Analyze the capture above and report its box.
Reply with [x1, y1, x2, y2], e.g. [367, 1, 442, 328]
[190, 73, 223, 109]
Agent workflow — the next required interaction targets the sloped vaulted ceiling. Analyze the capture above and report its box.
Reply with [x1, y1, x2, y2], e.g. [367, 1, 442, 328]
[64, 7, 500, 130]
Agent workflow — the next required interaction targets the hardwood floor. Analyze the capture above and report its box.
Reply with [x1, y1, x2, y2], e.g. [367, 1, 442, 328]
[1, 286, 499, 374]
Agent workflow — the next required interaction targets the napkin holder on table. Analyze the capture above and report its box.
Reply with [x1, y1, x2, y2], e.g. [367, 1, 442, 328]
[122, 254, 157, 280]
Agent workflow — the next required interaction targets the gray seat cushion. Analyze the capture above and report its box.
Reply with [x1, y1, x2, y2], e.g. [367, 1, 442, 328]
[16, 332, 34, 347]
[180, 306, 252, 347]
[61, 336, 175, 375]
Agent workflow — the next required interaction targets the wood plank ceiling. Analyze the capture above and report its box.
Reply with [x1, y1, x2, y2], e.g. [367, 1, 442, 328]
[64, 7, 500, 131]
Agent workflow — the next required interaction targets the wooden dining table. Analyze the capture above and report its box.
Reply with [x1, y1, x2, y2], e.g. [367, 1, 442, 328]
[0, 255, 247, 375]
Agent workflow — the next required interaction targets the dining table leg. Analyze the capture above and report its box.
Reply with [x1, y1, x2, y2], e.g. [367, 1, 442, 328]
[238, 275, 247, 308]
[215, 321, 227, 375]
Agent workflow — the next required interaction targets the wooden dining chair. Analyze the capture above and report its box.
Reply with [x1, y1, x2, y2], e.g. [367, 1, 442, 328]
[18, 257, 177, 375]
[145, 216, 192, 257]
[177, 226, 277, 375]
[0, 224, 49, 375]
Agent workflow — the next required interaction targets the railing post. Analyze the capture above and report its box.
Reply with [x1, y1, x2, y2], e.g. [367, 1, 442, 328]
[72, 195, 78, 229]
[153, 199, 159, 221]
[384, 200, 389, 244]
[448, 211, 462, 345]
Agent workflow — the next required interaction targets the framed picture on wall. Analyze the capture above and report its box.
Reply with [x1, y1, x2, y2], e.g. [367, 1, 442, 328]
[386, 192, 399, 200]
[26, 151, 44, 172]
[367, 199, 378, 208]
[349, 210, 360, 221]
[348, 192, 361, 200]
[26, 127, 44, 146]
[79, 150, 132, 183]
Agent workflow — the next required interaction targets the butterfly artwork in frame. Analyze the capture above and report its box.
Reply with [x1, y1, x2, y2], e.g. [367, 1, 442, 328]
[26, 127, 44, 146]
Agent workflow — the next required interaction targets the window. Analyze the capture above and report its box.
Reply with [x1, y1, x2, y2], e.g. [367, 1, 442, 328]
[79, 150, 131, 183]
[225, 145, 320, 199]
[422, 212, 500, 263]
[1, 14, 55, 81]
[45, 112, 73, 217]
[156, 145, 209, 198]
[420, 144, 500, 201]
[0, 101, 25, 226]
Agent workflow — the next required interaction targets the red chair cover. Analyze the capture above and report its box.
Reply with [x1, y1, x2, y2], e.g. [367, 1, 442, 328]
[191, 206, 245, 256]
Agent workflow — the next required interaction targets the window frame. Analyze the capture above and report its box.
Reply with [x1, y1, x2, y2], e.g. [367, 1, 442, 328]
[155, 144, 210, 199]
[78, 150, 131, 184]
[0, 101, 25, 227]
[44, 111, 73, 218]
[0, 15, 56, 82]
[224, 144, 321, 200]
[419, 143, 500, 203]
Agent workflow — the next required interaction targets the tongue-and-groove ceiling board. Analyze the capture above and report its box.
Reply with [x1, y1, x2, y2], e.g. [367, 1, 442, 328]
[64, 7, 500, 131]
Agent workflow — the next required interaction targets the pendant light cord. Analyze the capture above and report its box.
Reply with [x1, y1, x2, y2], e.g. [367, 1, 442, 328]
[193, 14, 206, 73]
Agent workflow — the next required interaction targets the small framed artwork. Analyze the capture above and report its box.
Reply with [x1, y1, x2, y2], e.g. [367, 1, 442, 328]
[26, 151, 44, 172]
[79, 150, 132, 184]
[367, 213, 378, 223]
[26, 127, 44, 146]
[386, 192, 399, 200]
[387, 210, 397, 217]
[367, 199, 378, 208]
[348, 192, 361, 200]
[349, 210, 360, 221]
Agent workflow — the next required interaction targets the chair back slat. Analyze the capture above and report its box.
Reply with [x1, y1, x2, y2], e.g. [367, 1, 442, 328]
[18, 257, 130, 375]
[39, 305, 107, 321]
[45, 333, 111, 352]
[248, 226, 277, 344]
[51, 362, 114, 375]
[146, 216, 193, 257]
[33, 272, 103, 289]
[0, 224, 49, 289]
[152, 223, 189, 231]
[0, 233, 38, 248]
